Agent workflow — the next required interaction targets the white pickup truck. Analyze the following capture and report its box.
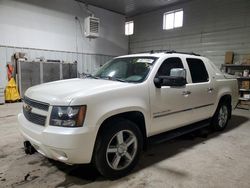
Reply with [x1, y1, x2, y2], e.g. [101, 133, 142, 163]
[18, 51, 238, 179]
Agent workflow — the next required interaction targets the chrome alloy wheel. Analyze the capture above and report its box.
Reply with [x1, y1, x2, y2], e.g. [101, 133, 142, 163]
[218, 105, 228, 128]
[106, 130, 138, 170]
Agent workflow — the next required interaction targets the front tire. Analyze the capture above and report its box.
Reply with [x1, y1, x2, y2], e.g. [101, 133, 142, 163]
[93, 118, 143, 179]
[211, 101, 231, 131]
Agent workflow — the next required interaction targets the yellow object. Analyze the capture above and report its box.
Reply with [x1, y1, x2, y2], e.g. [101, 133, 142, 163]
[5, 78, 21, 102]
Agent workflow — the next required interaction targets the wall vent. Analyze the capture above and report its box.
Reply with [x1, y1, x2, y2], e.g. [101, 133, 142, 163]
[85, 16, 100, 38]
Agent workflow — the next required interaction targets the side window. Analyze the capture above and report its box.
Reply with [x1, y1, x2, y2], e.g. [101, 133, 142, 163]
[157, 57, 184, 76]
[186, 58, 209, 83]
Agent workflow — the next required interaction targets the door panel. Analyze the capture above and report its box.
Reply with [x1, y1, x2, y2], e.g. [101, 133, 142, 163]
[149, 57, 194, 135]
[185, 58, 217, 122]
[150, 84, 194, 135]
[187, 81, 216, 122]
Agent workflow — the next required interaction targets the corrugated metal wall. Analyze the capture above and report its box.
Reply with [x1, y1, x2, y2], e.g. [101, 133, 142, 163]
[129, 0, 250, 66]
[18, 61, 78, 97]
[0, 45, 114, 87]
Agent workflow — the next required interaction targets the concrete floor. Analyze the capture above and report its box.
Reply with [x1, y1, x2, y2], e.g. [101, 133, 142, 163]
[0, 103, 250, 188]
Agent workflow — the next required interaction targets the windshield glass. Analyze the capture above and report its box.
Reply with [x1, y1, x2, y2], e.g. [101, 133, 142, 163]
[94, 57, 158, 83]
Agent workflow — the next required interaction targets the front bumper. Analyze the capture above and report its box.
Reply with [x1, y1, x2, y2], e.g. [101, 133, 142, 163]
[18, 113, 97, 164]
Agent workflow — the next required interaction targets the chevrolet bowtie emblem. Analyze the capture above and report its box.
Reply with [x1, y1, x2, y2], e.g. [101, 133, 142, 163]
[24, 103, 32, 113]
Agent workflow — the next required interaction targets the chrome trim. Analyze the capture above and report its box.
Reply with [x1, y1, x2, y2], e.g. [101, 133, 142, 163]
[153, 103, 214, 118]
[23, 106, 47, 126]
[23, 96, 49, 111]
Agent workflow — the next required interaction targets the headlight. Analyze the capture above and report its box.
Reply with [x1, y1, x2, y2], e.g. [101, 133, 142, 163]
[50, 106, 87, 127]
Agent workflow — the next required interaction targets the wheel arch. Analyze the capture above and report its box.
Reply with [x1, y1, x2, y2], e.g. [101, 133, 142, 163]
[215, 94, 232, 118]
[95, 110, 148, 151]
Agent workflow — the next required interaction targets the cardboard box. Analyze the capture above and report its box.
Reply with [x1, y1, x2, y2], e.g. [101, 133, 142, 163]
[242, 54, 250, 65]
[243, 54, 250, 59]
[14, 52, 26, 60]
[242, 60, 250, 64]
[225, 51, 234, 64]
[242, 81, 250, 89]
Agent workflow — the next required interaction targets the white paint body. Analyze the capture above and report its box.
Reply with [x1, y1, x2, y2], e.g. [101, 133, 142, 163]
[18, 53, 238, 164]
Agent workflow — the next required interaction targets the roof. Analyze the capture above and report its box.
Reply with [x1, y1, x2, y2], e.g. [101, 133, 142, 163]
[117, 51, 203, 59]
[77, 0, 188, 17]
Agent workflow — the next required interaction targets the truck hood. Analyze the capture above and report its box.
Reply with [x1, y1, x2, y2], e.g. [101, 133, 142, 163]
[25, 78, 131, 105]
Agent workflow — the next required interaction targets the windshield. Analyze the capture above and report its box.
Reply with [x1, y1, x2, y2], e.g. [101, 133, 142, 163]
[94, 57, 158, 83]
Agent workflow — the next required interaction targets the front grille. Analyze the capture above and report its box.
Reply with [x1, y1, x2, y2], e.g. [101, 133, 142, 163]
[23, 107, 47, 126]
[23, 96, 49, 111]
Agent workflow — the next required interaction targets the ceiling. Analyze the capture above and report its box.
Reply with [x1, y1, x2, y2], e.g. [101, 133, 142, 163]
[77, 0, 188, 17]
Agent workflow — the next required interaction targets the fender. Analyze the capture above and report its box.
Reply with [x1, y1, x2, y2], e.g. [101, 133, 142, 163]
[96, 106, 150, 136]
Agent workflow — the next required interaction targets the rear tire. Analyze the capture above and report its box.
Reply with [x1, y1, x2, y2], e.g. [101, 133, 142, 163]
[93, 118, 143, 179]
[211, 100, 231, 131]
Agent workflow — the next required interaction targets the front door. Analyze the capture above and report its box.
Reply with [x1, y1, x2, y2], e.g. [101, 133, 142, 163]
[149, 57, 194, 135]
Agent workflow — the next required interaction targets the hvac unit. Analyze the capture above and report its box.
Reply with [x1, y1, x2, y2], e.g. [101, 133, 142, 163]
[85, 16, 100, 38]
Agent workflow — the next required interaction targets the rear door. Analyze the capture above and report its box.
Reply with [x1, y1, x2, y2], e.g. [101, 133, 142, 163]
[185, 58, 217, 121]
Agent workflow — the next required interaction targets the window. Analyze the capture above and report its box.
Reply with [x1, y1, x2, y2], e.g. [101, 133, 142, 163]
[163, 9, 183, 30]
[157, 57, 184, 76]
[186, 58, 209, 83]
[125, 21, 134, 35]
[94, 57, 158, 83]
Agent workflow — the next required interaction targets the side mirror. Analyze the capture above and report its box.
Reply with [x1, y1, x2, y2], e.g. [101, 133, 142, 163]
[170, 68, 186, 78]
[154, 68, 187, 88]
[154, 77, 162, 88]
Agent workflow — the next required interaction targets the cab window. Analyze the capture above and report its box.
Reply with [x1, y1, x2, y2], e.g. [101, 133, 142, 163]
[156, 57, 184, 76]
[186, 58, 209, 83]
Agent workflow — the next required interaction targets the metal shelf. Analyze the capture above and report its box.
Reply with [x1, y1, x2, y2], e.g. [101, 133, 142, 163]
[221, 64, 250, 68]
[222, 64, 250, 110]
[239, 89, 250, 92]
[237, 77, 250, 80]
[239, 97, 250, 101]
[237, 105, 250, 110]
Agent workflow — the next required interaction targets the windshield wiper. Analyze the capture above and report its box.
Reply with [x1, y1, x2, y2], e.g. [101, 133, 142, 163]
[111, 77, 126, 82]
[80, 72, 99, 79]
[86, 74, 99, 79]
[101, 76, 126, 82]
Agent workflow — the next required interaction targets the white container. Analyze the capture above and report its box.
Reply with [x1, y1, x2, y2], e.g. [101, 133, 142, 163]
[243, 69, 249, 77]
[243, 94, 250, 99]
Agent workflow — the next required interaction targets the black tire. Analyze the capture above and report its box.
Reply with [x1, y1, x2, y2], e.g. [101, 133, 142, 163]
[211, 100, 231, 131]
[24, 141, 36, 155]
[93, 118, 143, 179]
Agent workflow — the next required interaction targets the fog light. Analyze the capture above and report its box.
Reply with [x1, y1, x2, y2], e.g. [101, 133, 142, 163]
[51, 149, 68, 161]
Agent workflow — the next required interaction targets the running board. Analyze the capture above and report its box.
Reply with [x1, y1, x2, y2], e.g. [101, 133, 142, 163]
[148, 119, 211, 145]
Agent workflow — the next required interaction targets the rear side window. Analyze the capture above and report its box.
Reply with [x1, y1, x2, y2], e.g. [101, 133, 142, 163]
[187, 58, 209, 83]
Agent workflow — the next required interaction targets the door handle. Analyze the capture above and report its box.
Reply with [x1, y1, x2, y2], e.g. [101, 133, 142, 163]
[207, 88, 214, 93]
[182, 91, 191, 95]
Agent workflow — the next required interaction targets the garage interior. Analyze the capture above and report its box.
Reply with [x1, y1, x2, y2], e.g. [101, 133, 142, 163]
[0, 0, 250, 187]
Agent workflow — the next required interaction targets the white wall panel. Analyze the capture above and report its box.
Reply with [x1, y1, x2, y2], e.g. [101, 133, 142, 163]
[129, 0, 250, 67]
[0, 0, 127, 55]
[0, 0, 127, 88]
